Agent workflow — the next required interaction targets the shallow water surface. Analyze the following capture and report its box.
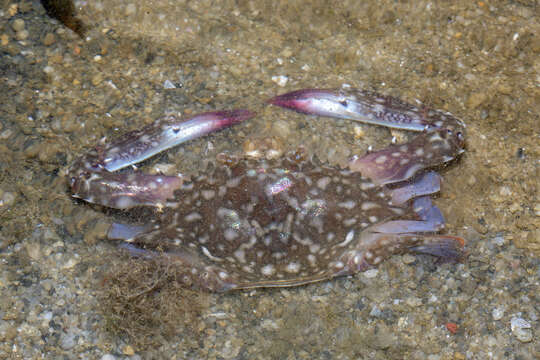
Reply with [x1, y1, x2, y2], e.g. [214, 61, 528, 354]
[0, 0, 538, 358]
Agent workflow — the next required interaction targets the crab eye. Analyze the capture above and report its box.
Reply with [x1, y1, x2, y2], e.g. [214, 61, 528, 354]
[457, 131, 464, 142]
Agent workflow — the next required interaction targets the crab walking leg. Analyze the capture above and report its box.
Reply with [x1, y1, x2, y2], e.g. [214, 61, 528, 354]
[368, 197, 445, 234]
[339, 196, 464, 273]
[341, 232, 465, 274]
[108, 223, 152, 241]
[69, 110, 254, 209]
[118, 242, 156, 259]
[269, 89, 465, 185]
[388, 171, 441, 205]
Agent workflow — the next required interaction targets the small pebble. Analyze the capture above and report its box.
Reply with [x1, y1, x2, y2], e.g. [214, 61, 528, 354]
[406, 297, 423, 307]
[508, 202, 521, 213]
[390, 129, 408, 143]
[353, 125, 365, 139]
[369, 305, 382, 317]
[499, 186, 512, 196]
[0, 191, 16, 207]
[123, 345, 135, 356]
[7, 3, 18, 16]
[217, 338, 243, 359]
[271, 75, 288, 87]
[15, 29, 29, 41]
[43, 33, 55, 46]
[272, 119, 292, 138]
[281, 48, 293, 57]
[261, 319, 280, 330]
[60, 331, 77, 349]
[12, 19, 25, 32]
[26, 242, 41, 261]
[485, 335, 497, 347]
[467, 92, 487, 109]
[1, 33, 9, 46]
[40, 311, 53, 321]
[467, 175, 477, 186]
[163, 79, 176, 89]
[492, 307, 504, 320]
[0, 128, 13, 139]
[492, 235, 505, 246]
[402, 254, 416, 264]
[101, 355, 116, 360]
[23, 142, 41, 158]
[510, 317, 532, 343]
[91, 74, 103, 86]
[151, 163, 177, 176]
[62, 257, 79, 270]
[363, 269, 379, 278]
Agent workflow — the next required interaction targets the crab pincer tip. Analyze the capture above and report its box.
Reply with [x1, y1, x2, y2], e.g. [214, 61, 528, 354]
[268, 89, 337, 115]
[268, 89, 312, 107]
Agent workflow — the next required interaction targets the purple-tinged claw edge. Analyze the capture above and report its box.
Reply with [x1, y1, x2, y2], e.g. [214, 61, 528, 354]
[268, 89, 336, 115]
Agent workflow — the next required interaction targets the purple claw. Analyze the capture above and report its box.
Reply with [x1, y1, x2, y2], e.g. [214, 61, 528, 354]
[269, 88, 445, 131]
[268, 89, 347, 116]
[69, 109, 254, 209]
[103, 109, 255, 172]
[270, 88, 465, 185]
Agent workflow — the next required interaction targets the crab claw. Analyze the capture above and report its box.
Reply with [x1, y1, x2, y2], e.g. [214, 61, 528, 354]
[103, 109, 255, 172]
[269, 88, 431, 131]
[69, 109, 255, 209]
[267, 88, 399, 128]
[270, 88, 466, 185]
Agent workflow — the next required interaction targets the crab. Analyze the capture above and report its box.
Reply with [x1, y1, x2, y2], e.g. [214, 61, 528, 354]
[68, 89, 466, 292]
